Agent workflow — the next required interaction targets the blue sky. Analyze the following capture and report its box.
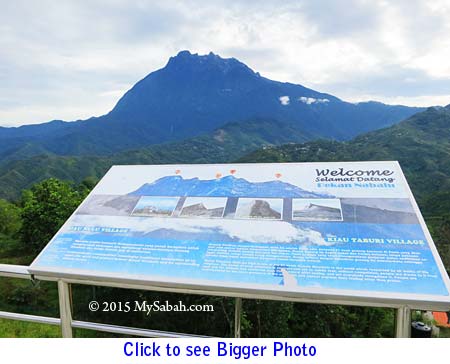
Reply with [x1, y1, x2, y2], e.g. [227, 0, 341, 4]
[1, 0, 450, 126]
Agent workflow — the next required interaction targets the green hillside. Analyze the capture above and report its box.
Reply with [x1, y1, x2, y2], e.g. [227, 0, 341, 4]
[0, 119, 309, 200]
[240, 105, 450, 202]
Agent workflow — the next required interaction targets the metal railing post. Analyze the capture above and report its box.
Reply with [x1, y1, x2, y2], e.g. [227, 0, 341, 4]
[395, 306, 411, 338]
[58, 280, 73, 338]
[234, 297, 242, 338]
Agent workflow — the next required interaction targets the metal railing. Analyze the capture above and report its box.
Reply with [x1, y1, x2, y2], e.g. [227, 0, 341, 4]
[0, 263, 411, 338]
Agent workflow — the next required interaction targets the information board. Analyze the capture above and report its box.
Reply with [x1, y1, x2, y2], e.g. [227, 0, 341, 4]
[29, 162, 450, 308]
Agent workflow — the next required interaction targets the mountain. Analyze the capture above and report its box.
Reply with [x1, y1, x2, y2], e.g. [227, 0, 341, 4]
[132, 205, 172, 217]
[239, 105, 450, 202]
[340, 201, 418, 224]
[0, 51, 422, 161]
[293, 203, 342, 221]
[129, 175, 325, 198]
[180, 203, 224, 218]
[235, 199, 281, 219]
[77, 195, 140, 216]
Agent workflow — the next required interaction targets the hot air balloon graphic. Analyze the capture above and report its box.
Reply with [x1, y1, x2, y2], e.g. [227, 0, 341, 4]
[175, 169, 181, 175]
[215, 173, 222, 179]
[230, 169, 236, 175]
[275, 173, 282, 179]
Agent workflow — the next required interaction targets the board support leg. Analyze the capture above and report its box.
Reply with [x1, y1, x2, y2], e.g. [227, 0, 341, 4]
[395, 306, 411, 338]
[234, 297, 242, 338]
[58, 280, 73, 338]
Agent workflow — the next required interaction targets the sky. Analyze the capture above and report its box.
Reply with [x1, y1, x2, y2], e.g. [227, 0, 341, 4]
[1, 0, 450, 127]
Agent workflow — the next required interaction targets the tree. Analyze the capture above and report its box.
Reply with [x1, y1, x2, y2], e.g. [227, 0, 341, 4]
[0, 199, 21, 238]
[19, 178, 88, 253]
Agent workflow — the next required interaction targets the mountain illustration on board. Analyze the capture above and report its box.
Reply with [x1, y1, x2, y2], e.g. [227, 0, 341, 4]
[128, 175, 328, 198]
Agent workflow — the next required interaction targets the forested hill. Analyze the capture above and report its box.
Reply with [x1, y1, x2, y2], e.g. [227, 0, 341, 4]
[239, 105, 450, 204]
[0, 119, 309, 200]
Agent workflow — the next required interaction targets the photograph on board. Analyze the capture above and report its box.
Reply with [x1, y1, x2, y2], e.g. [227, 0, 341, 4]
[131, 196, 179, 217]
[180, 197, 227, 218]
[292, 198, 343, 221]
[234, 198, 283, 220]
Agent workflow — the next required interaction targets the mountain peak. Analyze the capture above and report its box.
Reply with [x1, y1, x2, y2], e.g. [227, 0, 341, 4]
[174, 50, 219, 59]
[165, 50, 255, 76]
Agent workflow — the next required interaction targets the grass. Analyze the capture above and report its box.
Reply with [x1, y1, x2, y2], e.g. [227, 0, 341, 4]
[0, 318, 61, 338]
[438, 327, 450, 338]
[0, 319, 128, 338]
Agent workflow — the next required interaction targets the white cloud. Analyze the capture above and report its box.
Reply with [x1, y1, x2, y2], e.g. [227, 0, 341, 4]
[279, 96, 290, 105]
[299, 97, 329, 105]
[69, 214, 330, 246]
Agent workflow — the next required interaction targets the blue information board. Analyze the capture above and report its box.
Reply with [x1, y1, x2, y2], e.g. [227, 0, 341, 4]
[29, 162, 450, 308]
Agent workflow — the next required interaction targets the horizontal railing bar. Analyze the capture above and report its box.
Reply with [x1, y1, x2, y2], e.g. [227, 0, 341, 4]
[0, 310, 60, 326]
[0, 264, 31, 279]
[71, 320, 211, 338]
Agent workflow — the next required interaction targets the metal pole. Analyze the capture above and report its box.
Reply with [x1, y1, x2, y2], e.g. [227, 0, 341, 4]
[58, 280, 73, 338]
[395, 306, 411, 338]
[234, 297, 242, 338]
